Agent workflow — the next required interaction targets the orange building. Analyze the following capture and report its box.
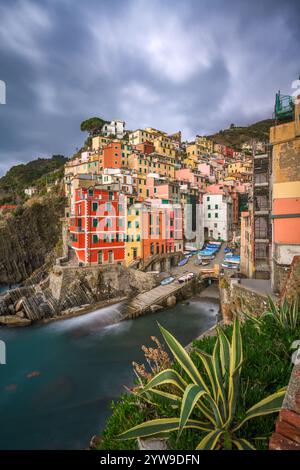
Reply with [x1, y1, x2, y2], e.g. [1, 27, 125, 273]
[270, 92, 300, 292]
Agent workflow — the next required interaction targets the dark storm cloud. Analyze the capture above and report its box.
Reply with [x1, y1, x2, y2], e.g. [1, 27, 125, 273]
[0, 0, 299, 174]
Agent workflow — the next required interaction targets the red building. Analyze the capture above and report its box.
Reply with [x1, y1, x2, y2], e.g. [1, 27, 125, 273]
[225, 146, 234, 159]
[69, 183, 126, 265]
[134, 141, 155, 154]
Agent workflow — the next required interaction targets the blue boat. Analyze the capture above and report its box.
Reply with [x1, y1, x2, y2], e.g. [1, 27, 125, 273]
[178, 257, 189, 267]
[160, 276, 175, 286]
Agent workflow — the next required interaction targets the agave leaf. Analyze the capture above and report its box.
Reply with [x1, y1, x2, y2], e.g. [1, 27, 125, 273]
[227, 319, 243, 423]
[178, 384, 207, 438]
[142, 368, 187, 394]
[232, 438, 256, 450]
[118, 418, 212, 440]
[218, 327, 231, 377]
[195, 350, 218, 400]
[158, 324, 209, 392]
[212, 338, 227, 423]
[233, 388, 286, 432]
[141, 388, 182, 408]
[196, 429, 224, 450]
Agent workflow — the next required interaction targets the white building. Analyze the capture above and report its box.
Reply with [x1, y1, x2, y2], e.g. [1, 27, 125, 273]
[102, 120, 125, 139]
[203, 193, 233, 242]
[24, 187, 37, 197]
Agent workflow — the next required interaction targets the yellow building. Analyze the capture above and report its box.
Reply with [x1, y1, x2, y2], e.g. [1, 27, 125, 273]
[128, 153, 175, 180]
[195, 136, 214, 153]
[125, 203, 143, 266]
[129, 129, 157, 146]
[153, 135, 176, 159]
[182, 155, 198, 170]
[186, 143, 201, 160]
[240, 209, 255, 278]
[92, 135, 112, 151]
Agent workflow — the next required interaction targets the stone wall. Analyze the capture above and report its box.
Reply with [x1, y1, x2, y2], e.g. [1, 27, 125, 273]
[269, 362, 300, 450]
[280, 255, 300, 303]
[219, 278, 269, 323]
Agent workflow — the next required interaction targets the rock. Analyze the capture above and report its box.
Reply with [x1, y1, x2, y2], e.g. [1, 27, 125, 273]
[166, 295, 177, 307]
[89, 435, 102, 450]
[0, 299, 8, 316]
[150, 304, 163, 313]
[8, 304, 15, 315]
[16, 310, 25, 318]
[138, 437, 168, 450]
[15, 297, 26, 312]
[0, 315, 31, 327]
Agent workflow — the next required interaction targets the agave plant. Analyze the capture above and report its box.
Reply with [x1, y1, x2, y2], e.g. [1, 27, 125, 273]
[118, 320, 286, 450]
[266, 296, 299, 334]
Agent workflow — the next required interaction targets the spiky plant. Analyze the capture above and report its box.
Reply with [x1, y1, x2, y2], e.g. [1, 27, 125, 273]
[118, 320, 286, 450]
[266, 296, 299, 334]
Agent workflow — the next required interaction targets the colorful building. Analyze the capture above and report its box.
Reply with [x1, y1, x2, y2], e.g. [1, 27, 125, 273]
[270, 92, 300, 292]
[69, 183, 126, 265]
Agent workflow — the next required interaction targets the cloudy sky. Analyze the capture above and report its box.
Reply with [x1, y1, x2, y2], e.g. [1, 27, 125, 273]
[0, 0, 299, 175]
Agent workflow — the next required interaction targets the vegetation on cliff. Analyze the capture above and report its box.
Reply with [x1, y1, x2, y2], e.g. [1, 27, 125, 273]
[208, 119, 274, 150]
[0, 155, 67, 204]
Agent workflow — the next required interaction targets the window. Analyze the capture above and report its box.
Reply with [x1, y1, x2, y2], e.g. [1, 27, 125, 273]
[92, 202, 98, 211]
[118, 203, 123, 212]
[136, 235, 141, 241]
[89, 189, 94, 196]
[119, 218, 123, 228]
[109, 191, 113, 201]
[135, 210, 139, 216]
[128, 221, 132, 228]
[135, 221, 139, 228]
[207, 196, 210, 201]
[106, 218, 112, 228]
[208, 213, 211, 218]
[215, 204, 218, 209]
[93, 234, 98, 243]
[106, 202, 111, 211]
[208, 205, 211, 210]
[215, 213, 218, 218]
[93, 218, 98, 228]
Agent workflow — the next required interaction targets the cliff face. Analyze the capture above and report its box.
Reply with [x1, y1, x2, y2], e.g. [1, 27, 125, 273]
[0, 199, 64, 283]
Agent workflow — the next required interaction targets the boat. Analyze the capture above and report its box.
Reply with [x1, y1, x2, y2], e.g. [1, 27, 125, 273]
[178, 272, 195, 283]
[178, 257, 189, 267]
[222, 262, 240, 269]
[160, 276, 175, 286]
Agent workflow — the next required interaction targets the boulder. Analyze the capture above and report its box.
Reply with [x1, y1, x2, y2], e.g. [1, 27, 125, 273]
[0, 315, 31, 327]
[150, 304, 163, 313]
[8, 304, 15, 315]
[16, 310, 25, 318]
[166, 295, 177, 307]
[15, 296, 26, 312]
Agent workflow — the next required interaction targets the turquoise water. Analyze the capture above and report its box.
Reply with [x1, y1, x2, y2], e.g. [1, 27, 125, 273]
[0, 297, 218, 449]
[0, 284, 19, 295]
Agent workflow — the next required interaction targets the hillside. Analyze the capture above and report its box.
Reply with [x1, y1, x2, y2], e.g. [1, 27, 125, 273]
[0, 155, 67, 204]
[0, 196, 65, 282]
[208, 119, 274, 150]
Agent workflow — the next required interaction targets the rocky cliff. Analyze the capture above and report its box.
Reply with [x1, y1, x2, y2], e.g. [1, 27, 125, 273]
[0, 197, 64, 283]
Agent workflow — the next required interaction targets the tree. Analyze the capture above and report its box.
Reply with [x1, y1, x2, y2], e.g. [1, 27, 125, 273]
[80, 117, 108, 135]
